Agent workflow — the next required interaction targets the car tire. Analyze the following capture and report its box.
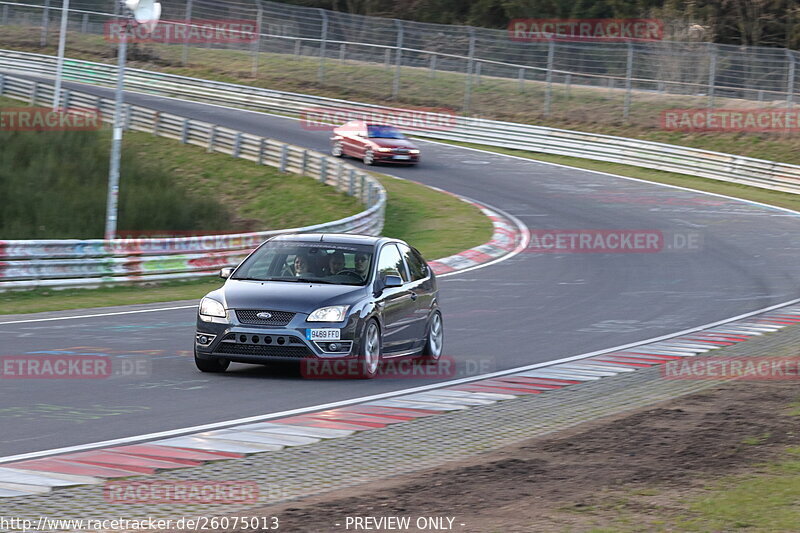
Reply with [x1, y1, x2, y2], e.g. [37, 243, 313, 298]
[331, 141, 344, 158]
[357, 319, 382, 379]
[363, 149, 375, 166]
[419, 311, 444, 363]
[194, 349, 230, 373]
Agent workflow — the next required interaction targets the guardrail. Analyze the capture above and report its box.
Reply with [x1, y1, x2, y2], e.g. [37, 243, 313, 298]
[1, 50, 798, 196]
[0, 71, 386, 291]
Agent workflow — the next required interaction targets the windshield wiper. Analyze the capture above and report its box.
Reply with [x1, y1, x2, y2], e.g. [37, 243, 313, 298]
[295, 278, 335, 284]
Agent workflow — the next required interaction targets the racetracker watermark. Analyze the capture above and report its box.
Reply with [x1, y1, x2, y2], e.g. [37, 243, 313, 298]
[0, 107, 102, 131]
[300, 106, 457, 132]
[661, 108, 800, 132]
[104, 19, 257, 43]
[526, 230, 702, 253]
[104, 480, 260, 504]
[301, 356, 495, 379]
[0, 355, 151, 379]
[509, 19, 664, 42]
[662, 357, 800, 381]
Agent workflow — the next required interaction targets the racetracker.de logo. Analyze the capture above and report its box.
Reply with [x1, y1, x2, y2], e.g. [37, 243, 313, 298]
[104, 19, 257, 43]
[509, 19, 664, 42]
[0, 107, 102, 131]
[104, 480, 259, 504]
[525, 230, 703, 253]
[301, 106, 457, 132]
[662, 357, 800, 381]
[301, 356, 494, 379]
[0, 355, 151, 379]
[661, 108, 800, 132]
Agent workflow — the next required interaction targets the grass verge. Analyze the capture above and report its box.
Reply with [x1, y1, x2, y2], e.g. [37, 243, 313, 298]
[436, 139, 800, 213]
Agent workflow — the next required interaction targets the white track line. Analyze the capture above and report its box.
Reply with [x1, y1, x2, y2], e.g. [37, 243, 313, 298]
[0, 305, 198, 325]
[1, 296, 798, 465]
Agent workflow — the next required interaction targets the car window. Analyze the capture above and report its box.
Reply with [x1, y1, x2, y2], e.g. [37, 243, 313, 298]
[377, 244, 409, 283]
[367, 125, 405, 139]
[398, 244, 428, 281]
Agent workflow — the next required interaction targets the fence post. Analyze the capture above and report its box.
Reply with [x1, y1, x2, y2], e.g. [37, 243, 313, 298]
[294, 39, 301, 56]
[319, 156, 328, 183]
[41, 0, 50, 47]
[339, 43, 346, 64]
[181, 119, 189, 144]
[181, 0, 193, 66]
[544, 38, 555, 117]
[81, 13, 88, 33]
[258, 138, 266, 165]
[233, 132, 242, 157]
[280, 144, 288, 172]
[1, 5, 8, 26]
[707, 46, 717, 108]
[252, 3, 263, 78]
[348, 169, 356, 195]
[207, 125, 217, 152]
[430, 54, 437, 78]
[518, 68, 524, 92]
[464, 28, 476, 115]
[623, 40, 633, 123]
[787, 50, 796, 109]
[392, 19, 404, 100]
[318, 9, 328, 83]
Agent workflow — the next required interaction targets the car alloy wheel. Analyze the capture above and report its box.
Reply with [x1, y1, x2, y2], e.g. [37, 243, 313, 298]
[420, 311, 444, 362]
[332, 141, 344, 157]
[359, 320, 381, 378]
[363, 149, 375, 166]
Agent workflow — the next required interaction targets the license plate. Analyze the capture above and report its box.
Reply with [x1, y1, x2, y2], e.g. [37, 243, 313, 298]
[393, 155, 411, 160]
[307, 329, 341, 341]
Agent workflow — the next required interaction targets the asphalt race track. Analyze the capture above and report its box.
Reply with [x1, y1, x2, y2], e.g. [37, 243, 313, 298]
[1, 76, 799, 458]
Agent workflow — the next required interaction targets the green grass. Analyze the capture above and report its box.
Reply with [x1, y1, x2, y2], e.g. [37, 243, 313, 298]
[436, 140, 800, 213]
[3, 25, 800, 166]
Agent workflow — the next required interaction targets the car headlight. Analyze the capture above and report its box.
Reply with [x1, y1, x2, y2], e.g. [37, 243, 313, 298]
[308, 305, 350, 322]
[409, 149, 420, 154]
[199, 297, 226, 319]
[377, 147, 393, 152]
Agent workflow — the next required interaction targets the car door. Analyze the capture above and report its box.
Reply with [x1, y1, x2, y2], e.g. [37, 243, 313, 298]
[342, 121, 366, 158]
[374, 243, 416, 354]
[397, 243, 435, 348]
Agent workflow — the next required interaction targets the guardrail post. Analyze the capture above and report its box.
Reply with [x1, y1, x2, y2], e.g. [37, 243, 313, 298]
[339, 44, 346, 64]
[319, 156, 328, 183]
[464, 28, 476, 115]
[280, 144, 289, 172]
[123, 104, 132, 131]
[62, 88, 70, 108]
[153, 111, 160, 135]
[544, 38, 555, 117]
[41, 0, 50, 47]
[181, 119, 190, 144]
[252, 3, 263, 78]
[392, 19, 404, 100]
[565, 74, 572, 99]
[337, 164, 344, 190]
[233, 132, 242, 157]
[787, 50, 796, 109]
[517, 68, 524, 92]
[360, 174, 366, 201]
[181, 0, 193, 66]
[318, 9, 328, 83]
[707, 45, 717, 108]
[623, 40, 633, 123]
[348, 169, 356, 195]
[384, 49, 391, 70]
[0, 73, 5, 97]
[81, 13, 88, 34]
[301, 150, 309, 174]
[294, 40, 301, 56]
[474, 62, 481, 86]
[31, 82, 38, 105]
[258, 138, 266, 165]
[429, 54, 437, 78]
[207, 125, 217, 152]
[2, 5, 10, 26]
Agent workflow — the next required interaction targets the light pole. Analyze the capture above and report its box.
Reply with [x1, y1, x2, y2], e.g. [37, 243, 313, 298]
[52, 0, 70, 111]
[104, 0, 160, 241]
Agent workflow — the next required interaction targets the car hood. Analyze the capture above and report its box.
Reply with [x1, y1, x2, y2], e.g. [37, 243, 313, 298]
[221, 279, 368, 314]
[368, 138, 418, 150]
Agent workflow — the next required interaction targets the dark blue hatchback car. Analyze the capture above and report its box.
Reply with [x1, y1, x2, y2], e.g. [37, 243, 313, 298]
[194, 234, 443, 378]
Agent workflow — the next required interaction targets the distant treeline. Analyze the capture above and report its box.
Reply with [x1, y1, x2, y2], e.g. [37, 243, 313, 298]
[277, 0, 799, 49]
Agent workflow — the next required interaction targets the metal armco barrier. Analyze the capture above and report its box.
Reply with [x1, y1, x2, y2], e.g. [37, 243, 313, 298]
[0, 72, 386, 291]
[1, 50, 798, 196]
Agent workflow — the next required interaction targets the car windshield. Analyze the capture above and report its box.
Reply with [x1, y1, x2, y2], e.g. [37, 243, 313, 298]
[232, 241, 375, 286]
[367, 125, 405, 139]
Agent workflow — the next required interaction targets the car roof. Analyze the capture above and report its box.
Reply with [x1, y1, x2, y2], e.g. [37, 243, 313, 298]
[271, 233, 394, 247]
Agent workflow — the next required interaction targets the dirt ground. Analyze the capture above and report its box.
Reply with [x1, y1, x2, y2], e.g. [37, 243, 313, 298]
[224, 381, 800, 533]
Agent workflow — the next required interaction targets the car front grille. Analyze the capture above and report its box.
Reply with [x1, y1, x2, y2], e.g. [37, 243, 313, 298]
[393, 149, 410, 154]
[235, 309, 296, 326]
[214, 341, 313, 359]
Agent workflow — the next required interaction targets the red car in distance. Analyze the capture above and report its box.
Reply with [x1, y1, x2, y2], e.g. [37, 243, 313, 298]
[331, 121, 420, 165]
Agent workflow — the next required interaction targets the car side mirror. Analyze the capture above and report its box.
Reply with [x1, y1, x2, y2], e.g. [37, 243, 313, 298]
[220, 267, 234, 279]
[384, 274, 403, 288]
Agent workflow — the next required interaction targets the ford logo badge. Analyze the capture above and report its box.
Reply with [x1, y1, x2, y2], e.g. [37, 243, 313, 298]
[256, 312, 273, 320]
